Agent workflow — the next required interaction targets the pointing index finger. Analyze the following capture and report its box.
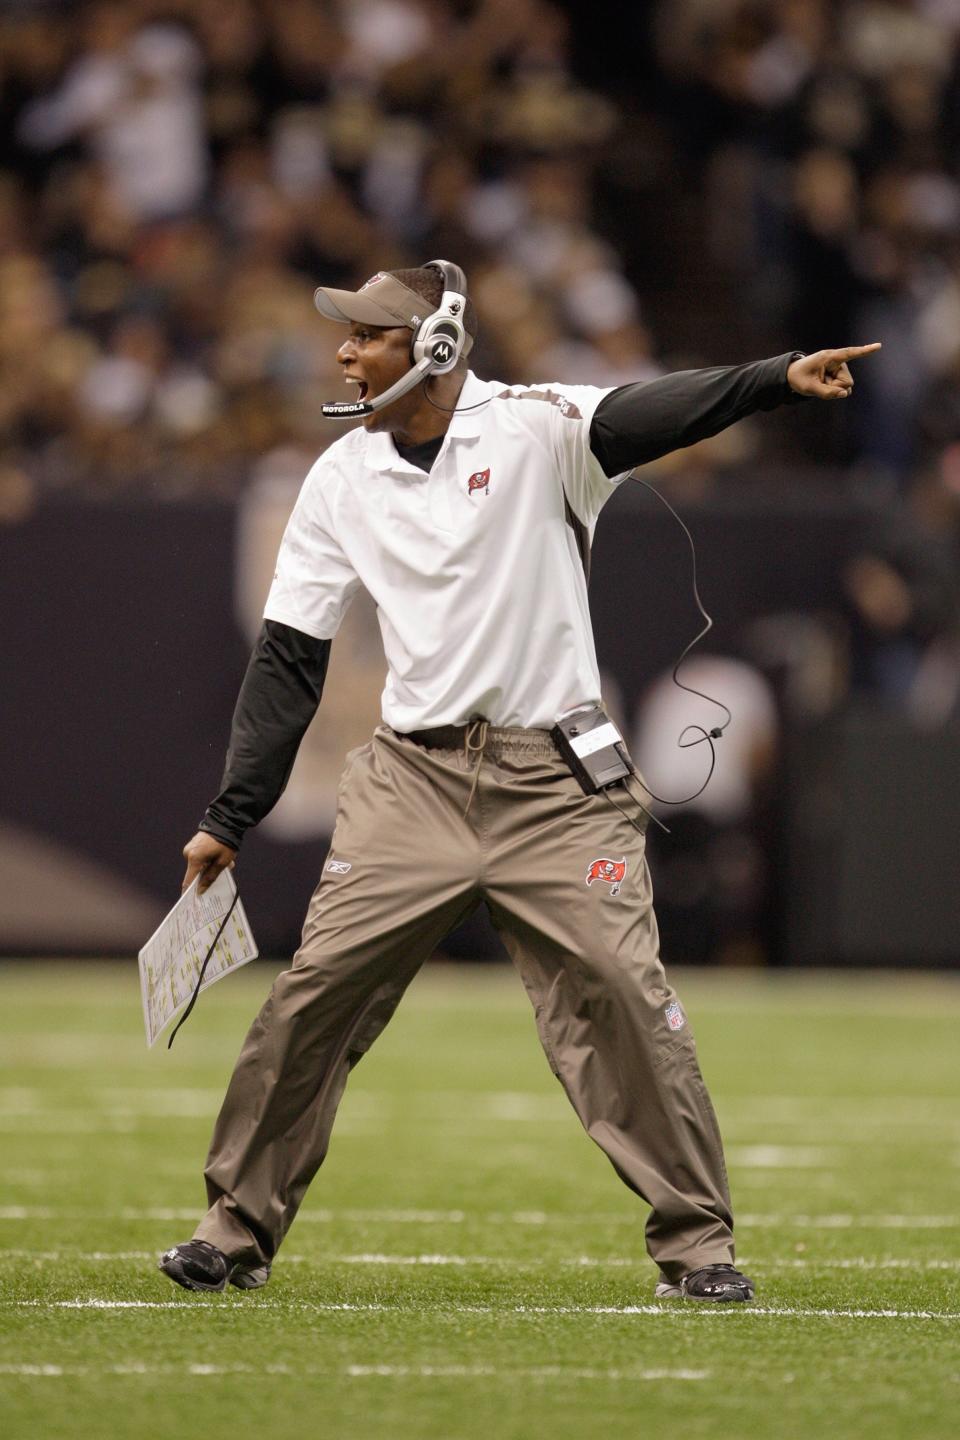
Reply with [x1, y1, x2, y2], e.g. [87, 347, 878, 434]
[829, 343, 882, 360]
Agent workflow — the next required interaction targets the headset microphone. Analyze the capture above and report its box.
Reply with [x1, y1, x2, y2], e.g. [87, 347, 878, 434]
[321, 355, 434, 419]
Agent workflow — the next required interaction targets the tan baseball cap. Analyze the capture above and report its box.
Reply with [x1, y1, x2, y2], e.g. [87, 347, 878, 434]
[313, 271, 433, 330]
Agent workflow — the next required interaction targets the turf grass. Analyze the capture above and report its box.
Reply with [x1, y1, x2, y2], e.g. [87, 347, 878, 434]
[1, 961, 958, 1439]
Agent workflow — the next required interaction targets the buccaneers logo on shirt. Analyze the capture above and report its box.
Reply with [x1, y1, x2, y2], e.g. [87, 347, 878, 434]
[467, 468, 491, 496]
[585, 856, 627, 896]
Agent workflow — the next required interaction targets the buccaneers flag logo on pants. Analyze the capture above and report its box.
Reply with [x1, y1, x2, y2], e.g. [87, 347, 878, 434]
[585, 856, 627, 896]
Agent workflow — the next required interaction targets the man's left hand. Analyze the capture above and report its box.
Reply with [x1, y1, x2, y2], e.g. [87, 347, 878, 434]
[787, 343, 882, 399]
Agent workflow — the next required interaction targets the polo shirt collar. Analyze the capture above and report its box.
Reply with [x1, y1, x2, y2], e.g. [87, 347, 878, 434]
[363, 370, 490, 472]
[443, 370, 491, 439]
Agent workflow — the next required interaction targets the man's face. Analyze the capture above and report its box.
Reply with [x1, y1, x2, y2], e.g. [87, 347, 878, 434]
[336, 323, 418, 433]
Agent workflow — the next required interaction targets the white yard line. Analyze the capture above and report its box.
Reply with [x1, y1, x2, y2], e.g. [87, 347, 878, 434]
[6, 1299, 959, 1321]
[7, 1084, 959, 1139]
[737, 1214, 959, 1229]
[745, 1257, 960, 1271]
[0, 1360, 709, 1381]
[2, 1205, 958, 1229]
[0, 1250, 158, 1261]
[5, 1085, 958, 1115]
[0, 1038, 152, 1065]
[0, 1206, 480, 1223]
[0, 1120, 382, 1137]
[727, 1118, 960, 1134]
[724, 1146, 833, 1168]
[342, 1364, 710, 1380]
[3, 1250, 959, 1273]
[340, 1253, 472, 1265]
[724, 1096, 960, 1116]
[731, 1172, 838, 1190]
[0, 1118, 139, 1134]
[0, 1088, 224, 1115]
[567, 1255, 960, 1273]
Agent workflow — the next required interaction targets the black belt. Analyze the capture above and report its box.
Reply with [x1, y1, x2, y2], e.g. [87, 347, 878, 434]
[402, 723, 554, 752]
[405, 723, 486, 749]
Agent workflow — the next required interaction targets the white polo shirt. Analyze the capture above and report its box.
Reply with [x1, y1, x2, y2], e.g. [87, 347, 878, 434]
[263, 370, 628, 730]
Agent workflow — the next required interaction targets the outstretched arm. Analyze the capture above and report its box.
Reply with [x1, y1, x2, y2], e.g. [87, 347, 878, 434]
[182, 620, 331, 893]
[589, 344, 882, 478]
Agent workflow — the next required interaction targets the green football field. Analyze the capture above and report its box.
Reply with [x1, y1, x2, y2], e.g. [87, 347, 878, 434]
[1, 961, 958, 1440]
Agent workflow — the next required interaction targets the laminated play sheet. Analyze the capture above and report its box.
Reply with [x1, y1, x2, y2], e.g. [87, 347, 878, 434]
[138, 869, 257, 1047]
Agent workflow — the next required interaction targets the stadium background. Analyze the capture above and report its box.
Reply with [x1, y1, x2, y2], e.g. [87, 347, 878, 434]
[2, 0, 959, 967]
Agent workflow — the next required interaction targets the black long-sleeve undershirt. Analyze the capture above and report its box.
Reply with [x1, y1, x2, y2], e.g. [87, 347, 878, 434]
[199, 619, 330, 850]
[588, 351, 803, 477]
[200, 353, 803, 846]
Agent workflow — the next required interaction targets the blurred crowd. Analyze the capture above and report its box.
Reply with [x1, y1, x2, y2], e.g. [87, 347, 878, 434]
[653, 0, 960, 477]
[0, 0, 648, 506]
[633, 1, 960, 961]
[644, 0, 960, 724]
[0, 0, 958, 505]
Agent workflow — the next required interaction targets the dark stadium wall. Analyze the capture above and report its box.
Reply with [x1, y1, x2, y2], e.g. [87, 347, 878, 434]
[3, 487, 957, 963]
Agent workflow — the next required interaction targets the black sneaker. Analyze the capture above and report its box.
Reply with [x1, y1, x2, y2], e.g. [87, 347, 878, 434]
[158, 1240, 271, 1293]
[229, 1261, 271, 1290]
[654, 1263, 755, 1303]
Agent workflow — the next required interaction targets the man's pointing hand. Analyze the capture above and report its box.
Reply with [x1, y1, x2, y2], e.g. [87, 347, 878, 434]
[787, 343, 882, 400]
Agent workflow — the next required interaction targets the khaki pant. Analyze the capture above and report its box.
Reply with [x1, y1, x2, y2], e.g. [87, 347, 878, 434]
[194, 725, 735, 1283]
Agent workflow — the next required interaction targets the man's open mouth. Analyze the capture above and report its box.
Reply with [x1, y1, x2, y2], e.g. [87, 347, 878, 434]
[348, 378, 369, 401]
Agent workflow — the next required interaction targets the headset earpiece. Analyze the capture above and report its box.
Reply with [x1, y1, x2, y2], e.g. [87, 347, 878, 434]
[410, 259, 470, 375]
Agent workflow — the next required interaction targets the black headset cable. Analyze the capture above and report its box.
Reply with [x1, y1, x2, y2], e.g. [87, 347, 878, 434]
[166, 885, 240, 1049]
